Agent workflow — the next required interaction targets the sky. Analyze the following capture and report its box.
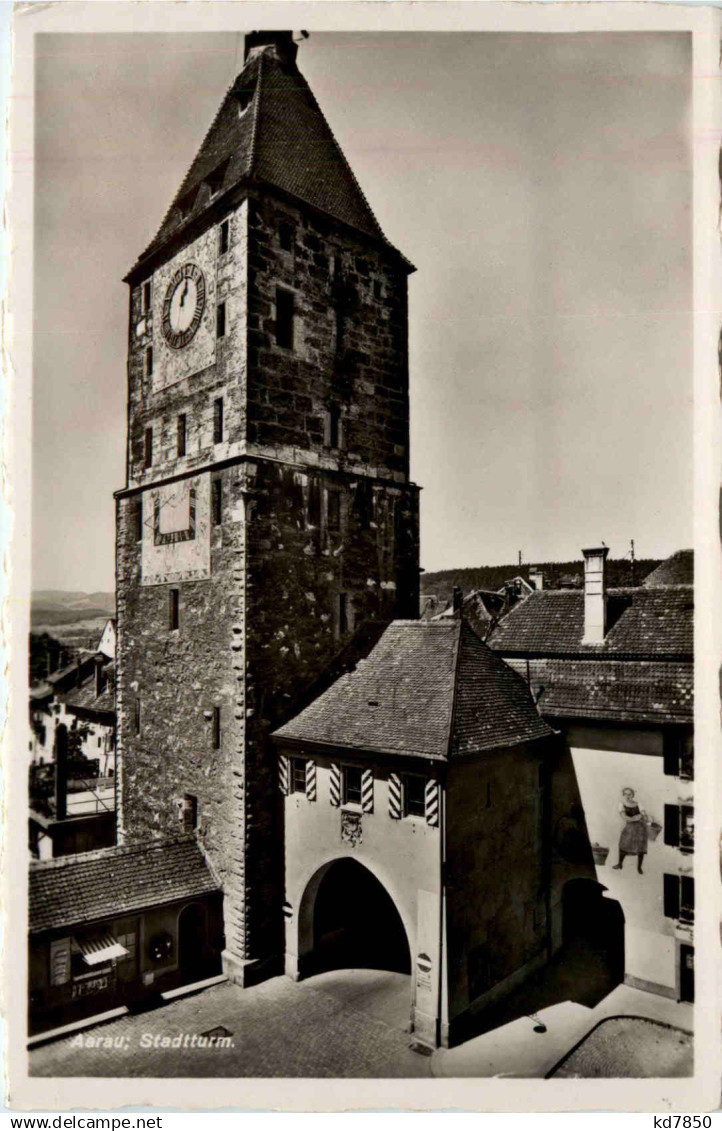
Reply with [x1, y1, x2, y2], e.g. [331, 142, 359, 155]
[31, 31, 692, 591]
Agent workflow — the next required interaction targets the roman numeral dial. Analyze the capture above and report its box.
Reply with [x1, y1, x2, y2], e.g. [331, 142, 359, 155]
[162, 262, 206, 349]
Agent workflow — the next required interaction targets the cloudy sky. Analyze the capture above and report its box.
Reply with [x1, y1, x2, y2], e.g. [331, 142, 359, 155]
[32, 30, 691, 591]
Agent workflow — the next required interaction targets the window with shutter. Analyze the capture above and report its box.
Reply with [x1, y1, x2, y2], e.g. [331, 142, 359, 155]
[664, 804, 680, 847]
[305, 760, 317, 802]
[329, 763, 341, 807]
[278, 754, 290, 795]
[680, 876, 694, 923]
[663, 873, 680, 919]
[361, 768, 374, 813]
[291, 757, 307, 794]
[388, 772, 402, 819]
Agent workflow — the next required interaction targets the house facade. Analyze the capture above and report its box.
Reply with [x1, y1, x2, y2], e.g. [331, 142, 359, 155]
[489, 546, 694, 1003]
[274, 619, 557, 1049]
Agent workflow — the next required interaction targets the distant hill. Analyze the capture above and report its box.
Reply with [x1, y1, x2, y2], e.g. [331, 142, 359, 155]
[31, 590, 115, 629]
[420, 559, 662, 608]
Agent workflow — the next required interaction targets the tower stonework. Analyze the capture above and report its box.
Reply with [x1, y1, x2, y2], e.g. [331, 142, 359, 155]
[115, 35, 420, 982]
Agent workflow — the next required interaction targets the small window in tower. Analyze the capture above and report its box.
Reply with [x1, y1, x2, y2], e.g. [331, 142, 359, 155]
[177, 188, 198, 220]
[131, 497, 143, 542]
[338, 591, 348, 636]
[212, 706, 221, 751]
[324, 405, 342, 450]
[145, 346, 153, 378]
[213, 398, 224, 444]
[177, 414, 187, 458]
[219, 219, 230, 256]
[279, 222, 294, 252]
[134, 698, 142, 736]
[327, 489, 341, 534]
[169, 588, 179, 631]
[180, 793, 198, 832]
[212, 479, 223, 526]
[205, 159, 228, 198]
[276, 287, 294, 350]
[144, 428, 153, 469]
[403, 774, 426, 819]
[217, 302, 226, 339]
[142, 280, 152, 313]
[291, 758, 307, 795]
[342, 765, 362, 806]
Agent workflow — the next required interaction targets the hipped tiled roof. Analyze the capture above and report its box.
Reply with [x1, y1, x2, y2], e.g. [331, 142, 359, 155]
[504, 658, 693, 725]
[29, 836, 219, 934]
[273, 620, 553, 760]
[643, 550, 693, 588]
[489, 587, 692, 659]
[63, 662, 115, 717]
[133, 44, 395, 273]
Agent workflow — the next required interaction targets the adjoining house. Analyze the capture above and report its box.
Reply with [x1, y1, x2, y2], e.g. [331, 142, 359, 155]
[273, 618, 557, 1049]
[29, 623, 117, 860]
[28, 836, 222, 1036]
[489, 547, 694, 1004]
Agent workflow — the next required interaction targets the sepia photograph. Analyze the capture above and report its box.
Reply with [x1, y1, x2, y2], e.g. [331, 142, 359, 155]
[5, 0, 721, 1114]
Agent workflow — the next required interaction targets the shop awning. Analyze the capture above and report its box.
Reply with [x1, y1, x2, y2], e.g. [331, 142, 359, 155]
[75, 931, 128, 966]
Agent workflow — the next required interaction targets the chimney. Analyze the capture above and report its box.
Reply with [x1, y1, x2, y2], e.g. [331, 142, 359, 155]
[244, 31, 300, 65]
[452, 586, 463, 614]
[582, 546, 609, 644]
[529, 568, 544, 591]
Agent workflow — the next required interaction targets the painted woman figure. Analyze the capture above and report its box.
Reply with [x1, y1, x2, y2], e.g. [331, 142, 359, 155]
[612, 786, 648, 874]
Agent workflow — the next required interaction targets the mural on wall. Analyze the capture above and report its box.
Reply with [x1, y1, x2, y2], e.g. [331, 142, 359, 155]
[611, 787, 660, 875]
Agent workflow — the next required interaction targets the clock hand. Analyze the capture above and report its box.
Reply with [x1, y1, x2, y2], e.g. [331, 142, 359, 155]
[180, 280, 188, 307]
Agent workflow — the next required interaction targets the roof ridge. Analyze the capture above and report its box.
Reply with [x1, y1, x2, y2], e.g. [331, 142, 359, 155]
[247, 48, 265, 178]
[29, 833, 197, 871]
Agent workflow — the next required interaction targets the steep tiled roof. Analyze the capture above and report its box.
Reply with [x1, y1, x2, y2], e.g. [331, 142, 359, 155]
[133, 44, 393, 272]
[643, 550, 693, 588]
[504, 658, 693, 725]
[63, 662, 115, 717]
[489, 587, 692, 659]
[29, 836, 219, 934]
[274, 620, 552, 760]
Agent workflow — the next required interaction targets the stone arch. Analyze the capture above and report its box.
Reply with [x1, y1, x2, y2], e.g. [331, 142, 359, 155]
[295, 856, 413, 979]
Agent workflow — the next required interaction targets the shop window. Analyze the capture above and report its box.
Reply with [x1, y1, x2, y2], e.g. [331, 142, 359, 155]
[291, 757, 307, 794]
[115, 932, 137, 964]
[663, 874, 694, 923]
[169, 588, 179, 631]
[664, 804, 694, 854]
[213, 398, 224, 443]
[403, 774, 426, 818]
[144, 428, 153, 469]
[177, 414, 187, 457]
[142, 280, 152, 314]
[212, 479, 223, 526]
[219, 219, 230, 256]
[276, 287, 294, 350]
[342, 765, 362, 807]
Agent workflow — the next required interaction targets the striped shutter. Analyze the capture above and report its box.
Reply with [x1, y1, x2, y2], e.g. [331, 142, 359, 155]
[329, 763, 341, 807]
[361, 768, 374, 813]
[388, 772, 402, 819]
[306, 759, 317, 802]
[425, 779, 440, 827]
[278, 754, 290, 796]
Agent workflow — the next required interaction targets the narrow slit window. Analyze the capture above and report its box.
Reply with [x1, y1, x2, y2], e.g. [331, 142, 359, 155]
[212, 706, 221, 751]
[145, 346, 153, 378]
[216, 302, 226, 339]
[134, 698, 141, 736]
[142, 280, 152, 313]
[213, 398, 224, 444]
[144, 428, 153, 469]
[339, 592, 348, 636]
[169, 588, 179, 631]
[212, 479, 223, 526]
[327, 489, 341, 534]
[177, 414, 187, 458]
[219, 219, 230, 256]
[279, 222, 294, 252]
[276, 287, 294, 350]
[180, 793, 197, 832]
[132, 497, 143, 542]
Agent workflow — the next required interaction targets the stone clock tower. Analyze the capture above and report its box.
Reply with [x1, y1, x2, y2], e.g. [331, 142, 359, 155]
[115, 31, 420, 985]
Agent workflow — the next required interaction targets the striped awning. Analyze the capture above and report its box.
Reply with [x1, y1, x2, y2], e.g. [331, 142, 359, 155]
[76, 931, 128, 967]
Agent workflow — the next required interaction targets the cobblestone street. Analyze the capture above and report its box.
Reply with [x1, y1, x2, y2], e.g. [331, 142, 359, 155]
[30, 972, 431, 1079]
[549, 1017, 693, 1078]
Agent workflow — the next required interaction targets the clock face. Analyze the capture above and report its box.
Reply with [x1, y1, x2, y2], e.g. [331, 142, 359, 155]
[162, 263, 206, 349]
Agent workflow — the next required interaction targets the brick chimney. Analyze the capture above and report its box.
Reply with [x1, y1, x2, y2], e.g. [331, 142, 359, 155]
[582, 546, 609, 644]
[529, 567, 544, 591]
